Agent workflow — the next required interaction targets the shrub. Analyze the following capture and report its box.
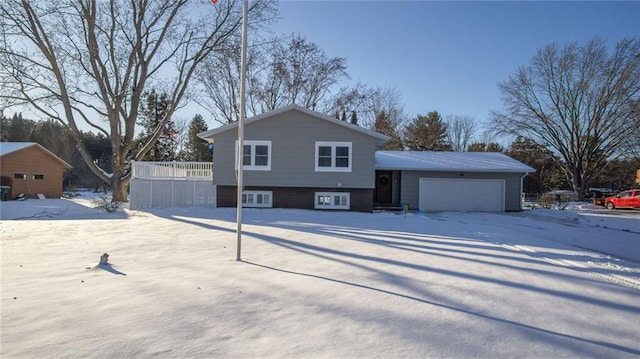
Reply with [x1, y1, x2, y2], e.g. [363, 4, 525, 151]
[538, 193, 555, 209]
[91, 195, 119, 213]
[537, 193, 570, 210]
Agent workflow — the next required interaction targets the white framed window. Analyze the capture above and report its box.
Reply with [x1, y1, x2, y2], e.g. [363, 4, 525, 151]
[314, 192, 350, 210]
[242, 191, 273, 208]
[315, 141, 352, 172]
[236, 140, 271, 171]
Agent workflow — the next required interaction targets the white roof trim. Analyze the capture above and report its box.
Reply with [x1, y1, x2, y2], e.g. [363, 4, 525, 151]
[197, 104, 389, 142]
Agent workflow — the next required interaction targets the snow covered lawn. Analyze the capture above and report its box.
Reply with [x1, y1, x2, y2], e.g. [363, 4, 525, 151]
[1, 197, 639, 358]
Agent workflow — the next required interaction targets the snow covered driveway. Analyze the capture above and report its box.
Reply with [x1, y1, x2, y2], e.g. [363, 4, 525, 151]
[1, 199, 639, 358]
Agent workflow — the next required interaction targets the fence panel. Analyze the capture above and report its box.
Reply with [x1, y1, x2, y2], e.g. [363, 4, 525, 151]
[132, 161, 212, 180]
[130, 179, 216, 209]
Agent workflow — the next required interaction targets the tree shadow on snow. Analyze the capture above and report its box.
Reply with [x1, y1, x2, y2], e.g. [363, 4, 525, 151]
[0, 198, 129, 220]
[146, 208, 640, 355]
[243, 259, 640, 357]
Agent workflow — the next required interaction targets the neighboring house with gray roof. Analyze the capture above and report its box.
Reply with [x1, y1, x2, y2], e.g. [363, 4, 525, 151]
[0, 142, 72, 199]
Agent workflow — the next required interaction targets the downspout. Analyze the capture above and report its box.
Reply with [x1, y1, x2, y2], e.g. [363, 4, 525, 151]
[520, 171, 530, 210]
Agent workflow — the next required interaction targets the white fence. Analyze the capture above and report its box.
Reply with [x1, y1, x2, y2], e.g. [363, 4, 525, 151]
[129, 161, 215, 209]
[132, 161, 212, 180]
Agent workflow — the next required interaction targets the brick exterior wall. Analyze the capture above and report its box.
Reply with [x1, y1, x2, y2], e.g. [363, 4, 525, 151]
[217, 185, 374, 212]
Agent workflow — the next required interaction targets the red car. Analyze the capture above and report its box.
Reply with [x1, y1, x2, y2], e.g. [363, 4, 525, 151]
[604, 189, 640, 210]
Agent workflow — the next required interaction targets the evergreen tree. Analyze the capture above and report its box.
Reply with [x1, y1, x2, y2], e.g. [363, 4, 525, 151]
[181, 114, 213, 162]
[0, 113, 36, 141]
[373, 110, 403, 150]
[467, 142, 504, 152]
[403, 111, 451, 151]
[134, 90, 179, 161]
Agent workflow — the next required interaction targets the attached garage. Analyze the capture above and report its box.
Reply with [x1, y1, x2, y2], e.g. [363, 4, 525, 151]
[419, 178, 505, 212]
[375, 151, 535, 212]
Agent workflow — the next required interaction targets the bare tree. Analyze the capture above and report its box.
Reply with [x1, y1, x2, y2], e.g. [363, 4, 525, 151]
[491, 38, 640, 197]
[0, 0, 275, 202]
[196, 34, 348, 124]
[368, 87, 407, 129]
[279, 35, 348, 110]
[445, 114, 477, 152]
[326, 82, 372, 120]
[621, 100, 640, 165]
[194, 38, 265, 125]
[327, 85, 407, 130]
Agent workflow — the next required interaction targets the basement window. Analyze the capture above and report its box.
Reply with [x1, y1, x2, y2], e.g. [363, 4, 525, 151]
[242, 191, 273, 208]
[315, 192, 350, 210]
[14, 173, 26, 180]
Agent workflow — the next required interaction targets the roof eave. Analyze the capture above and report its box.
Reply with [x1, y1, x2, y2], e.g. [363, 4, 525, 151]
[375, 166, 536, 173]
[197, 104, 390, 142]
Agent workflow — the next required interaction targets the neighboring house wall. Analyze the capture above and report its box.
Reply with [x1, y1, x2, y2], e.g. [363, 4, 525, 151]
[208, 107, 385, 212]
[399, 171, 525, 211]
[0, 145, 70, 199]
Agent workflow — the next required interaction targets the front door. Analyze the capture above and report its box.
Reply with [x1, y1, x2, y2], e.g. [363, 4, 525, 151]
[375, 171, 392, 204]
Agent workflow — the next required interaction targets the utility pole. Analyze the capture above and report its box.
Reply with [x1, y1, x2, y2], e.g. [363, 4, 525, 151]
[236, 0, 248, 261]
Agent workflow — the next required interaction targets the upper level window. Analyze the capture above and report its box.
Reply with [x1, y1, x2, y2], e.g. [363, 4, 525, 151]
[33, 174, 45, 180]
[315, 141, 352, 172]
[237, 140, 271, 171]
[14, 173, 26, 180]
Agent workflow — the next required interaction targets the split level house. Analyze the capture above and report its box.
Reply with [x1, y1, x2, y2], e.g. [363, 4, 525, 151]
[197, 104, 535, 212]
[0, 142, 72, 200]
[198, 104, 388, 212]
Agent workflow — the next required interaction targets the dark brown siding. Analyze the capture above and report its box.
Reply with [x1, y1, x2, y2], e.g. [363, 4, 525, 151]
[217, 185, 374, 212]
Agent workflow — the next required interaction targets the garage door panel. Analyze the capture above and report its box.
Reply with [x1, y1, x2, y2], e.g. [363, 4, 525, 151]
[419, 178, 505, 212]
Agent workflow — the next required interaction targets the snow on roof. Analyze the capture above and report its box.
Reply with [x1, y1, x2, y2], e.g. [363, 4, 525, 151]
[197, 104, 389, 142]
[0, 142, 72, 168]
[376, 151, 535, 173]
[0, 142, 36, 156]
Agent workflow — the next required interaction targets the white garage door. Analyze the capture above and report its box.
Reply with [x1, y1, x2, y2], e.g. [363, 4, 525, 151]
[419, 178, 505, 212]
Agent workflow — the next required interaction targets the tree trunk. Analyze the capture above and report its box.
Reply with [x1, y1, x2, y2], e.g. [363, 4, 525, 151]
[111, 180, 128, 203]
[571, 169, 583, 200]
[110, 168, 129, 203]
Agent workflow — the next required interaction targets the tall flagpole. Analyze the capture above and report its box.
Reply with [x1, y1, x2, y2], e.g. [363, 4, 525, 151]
[236, 0, 248, 261]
